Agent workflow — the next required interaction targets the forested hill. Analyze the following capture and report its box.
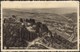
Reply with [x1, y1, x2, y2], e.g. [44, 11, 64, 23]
[3, 9, 77, 49]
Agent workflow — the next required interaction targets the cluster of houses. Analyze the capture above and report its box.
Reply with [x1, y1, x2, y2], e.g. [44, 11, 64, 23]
[42, 18, 77, 49]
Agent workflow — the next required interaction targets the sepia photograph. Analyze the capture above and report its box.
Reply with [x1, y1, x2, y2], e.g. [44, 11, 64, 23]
[1, 1, 79, 51]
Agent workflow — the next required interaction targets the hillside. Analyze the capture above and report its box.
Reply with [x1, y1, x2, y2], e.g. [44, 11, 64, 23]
[3, 9, 77, 49]
[64, 13, 77, 23]
[3, 9, 69, 21]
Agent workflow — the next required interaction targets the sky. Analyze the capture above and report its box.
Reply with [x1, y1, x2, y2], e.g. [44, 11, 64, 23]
[1, 1, 79, 9]
[1, 1, 79, 15]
